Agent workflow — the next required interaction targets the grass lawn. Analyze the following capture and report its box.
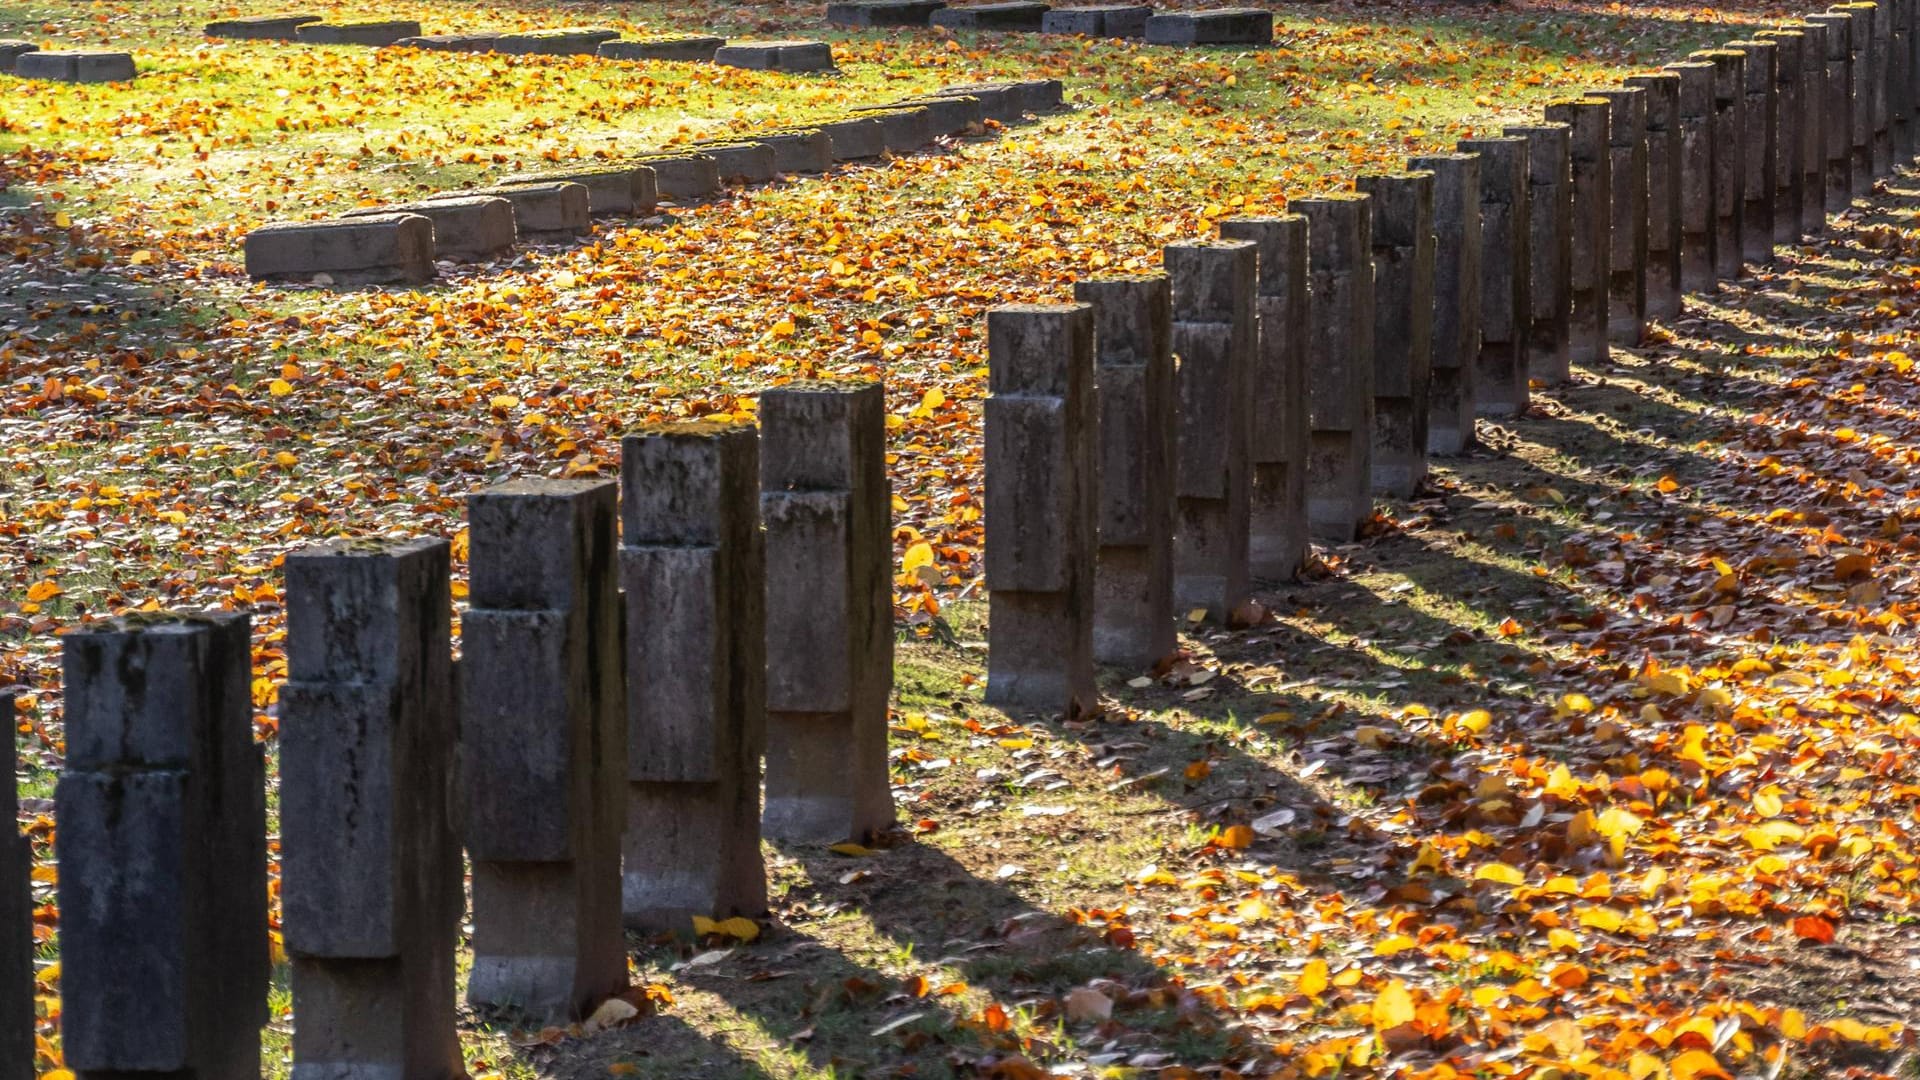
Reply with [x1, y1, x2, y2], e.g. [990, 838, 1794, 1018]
[17, 1, 1920, 1078]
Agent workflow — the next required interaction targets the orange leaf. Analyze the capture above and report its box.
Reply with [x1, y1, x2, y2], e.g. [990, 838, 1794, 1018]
[1371, 980, 1414, 1032]
[1297, 959, 1329, 998]
[1792, 915, 1837, 944]
[1216, 824, 1254, 850]
[1670, 1049, 1733, 1080]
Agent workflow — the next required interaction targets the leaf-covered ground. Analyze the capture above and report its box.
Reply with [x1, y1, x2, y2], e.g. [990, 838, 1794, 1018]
[15, 0, 1920, 1077]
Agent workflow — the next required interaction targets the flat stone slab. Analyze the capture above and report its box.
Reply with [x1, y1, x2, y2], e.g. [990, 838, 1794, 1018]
[598, 36, 725, 62]
[345, 196, 516, 261]
[245, 213, 436, 285]
[1144, 8, 1272, 45]
[881, 94, 983, 135]
[684, 141, 778, 184]
[14, 50, 136, 83]
[814, 116, 889, 160]
[713, 39, 836, 71]
[501, 165, 657, 216]
[828, 0, 949, 27]
[0, 40, 38, 72]
[494, 28, 620, 56]
[203, 14, 319, 40]
[935, 78, 1063, 118]
[931, 2, 1051, 30]
[624, 153, 720, 199]
[392, 33, 501, 53]
[434, 182, 589, 242]
[295, 20, 421, 46]
[848, 104, 936, 152]
[756, 128, 835, 172]
[1042, 4, 1152, 37]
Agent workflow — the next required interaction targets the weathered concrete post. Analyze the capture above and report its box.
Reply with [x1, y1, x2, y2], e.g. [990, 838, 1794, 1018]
[1887, 0, 1912, 159]
[1625, 74, 1684, 319]
[1691, 49, 1748, 281]
[1792, 21, 1833, 229]
[1729, 40, 1779, 265]
[1458, 136, 1530, 418]
[622, 423, 768, 930]
[1807, 13, 1858, 209]
[1074, 277, 1177, 665]
[464, 481, 627, 1019]
[1408, 153, 1482, 453]
[1543, 99, 1611, 367]
[1836, 2, 1890, 173]
[1219, 216, 1310, 579]
[1355, 171, 1435, 496]
[983, 304, 1098, 712]
[1166, 240, 1256, 619]
[1907, 0, 1920, 159]
[1298, 193, 1375, 539]
[58, 613, 269, 1080]
[1591, 88, 1648, 344]
[1831, 6, 1876, 185]
[1755, 28, 1809, 242]
[1668, 61, 1719, 292]
[760, 381, 895, 843]
[1504, 122, 1572, 385]
[283, 541, 462, 1080]
[1, 688, 32, 1080]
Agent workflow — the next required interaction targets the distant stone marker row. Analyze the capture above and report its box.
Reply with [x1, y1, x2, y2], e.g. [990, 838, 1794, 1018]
[0, 41, 136, 82]
[242, 77, 1065, 286]
[203, 14, 835, 72]
[827, 0, 1274, 44]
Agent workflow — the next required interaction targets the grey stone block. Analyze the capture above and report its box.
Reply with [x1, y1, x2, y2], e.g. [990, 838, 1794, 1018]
[1503, 123, 1572, 387]
[1407, 154, 1482, 455]
[494, 28, 620, 56]
[1792, 21, 1833, 230]
[1755, 28, 1811, 242]
[464, 481, 627, 1021]
[1075, 275, 1177, 666]
[625, 153, 719, 199]
[891, 94, 984, 135]
[1730, 40, 1779, 265]
[0, 41, 36, 73]
[57, 613, 268, 1080]
[1356, 171, 1435, 497]
[620, 423, 768, 932]
[1166, 240, 1255, 622]
[816, 116, 890, 160]
[1804, 14, 1856, 211]
[1667, 61, 1719, 292]
[1690, 49, 1749, 281]
[392, 33, 501, 53]
[1, 688, 32, 1080]
[1297, 194, 1374, 540]
[244, 213, 436, 286]
[14, 50, 136, 83]
[598, 36, 725, 62]
[1833, 3, 1886, 174]
[760, 382, 895, 843]
[1043, 4, 1152, 37]
[685, 141, 779, 184]
[758, 128, 836, 172]
[1219, 215, 1309, 578]
[1625, 72, 1685, 321]
[1144, 8, 1273, 45]
[344, 196, 516, 261]
[1590, 88, 1648, 346]
[439, 182, 589, 242]
[714, 40, 836, 72]
[1457, 136, 1529, 419]
[847, 104, 935, 152]
[931, 2, 1051, 31]
[501, 165, 657, 216]
[829, 0, 949, 27]
[282, 539, 462, 1080]
[294, 20, 421, 46]
[937, 78, 1064, 116]
[1542, 97, 1610, 371]
[984, 304, 1098, 714]
[203, 15, 319, 40]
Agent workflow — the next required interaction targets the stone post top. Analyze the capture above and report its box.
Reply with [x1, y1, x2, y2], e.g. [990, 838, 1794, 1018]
[1503, 121, 1572, 137]
[1831, 2, 1878, 12]
[250, 212, 429, 235]
[989, 301, 1093, 315]
[472, 477, 615, 499]
[1664, 59, 1716, 72]
[61, 609, 244, 638]
[760, 378, 883, 398]
[1356, 168, 1435, 185]
[1456, 134, 1528, 149]
[1163, 238, 1258, 252]
[1292, 191, 1370, 206]
[1590, 85, 1646, 99]
[1217, 213, 1305, 226]
[1725, 38, 1777, 48]
[289, 535, 448, 560]
[623, 418, 753, 442]
[1544, 94, 1610, 108]
[987, 303, 1092, 396]
[1690, 48, 1748, 63]
[1625, 70, 1683, 84]
[1074, 271, 1170, 286]
[1409, 151, 1478, 164]
[1756, 26, 1808, 39]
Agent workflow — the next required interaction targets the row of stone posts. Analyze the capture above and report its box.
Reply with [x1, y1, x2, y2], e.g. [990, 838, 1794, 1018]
[23, 383, 897, 1073]
[980, 0, 1920, 715]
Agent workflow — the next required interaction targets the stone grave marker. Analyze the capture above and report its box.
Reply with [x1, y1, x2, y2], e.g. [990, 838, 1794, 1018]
[1297, 193, 1375, 539]
[1407, 153, 1482, 453]
[1457, 136, 1530, 418]
[244, 213, 436, 286]
[1219, 215, 1310, 577]
[1356, 171, 1435, 497]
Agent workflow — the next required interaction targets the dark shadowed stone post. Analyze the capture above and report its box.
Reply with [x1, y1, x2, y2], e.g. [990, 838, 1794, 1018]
[760, 381, 895, 842]
[1837, 2, 1890, 173]
[1298, 194, 1376, 539]
[58, 613, 269, 1080]
[1886, 0, 1911, 161]
[1458, 136, 1530, 418]
[1165, 241, 1256, 620]
[1626, 74, 1684, 320]
[1668, 61, 1719, 292]
[2, 688, 32, 1080]
[1220, 216, 1310, 578]
[1906, 0, 1920, 159]
[1806, 13, 1857, 210]
[1408, 153, 1481, 454]
[1504, 122, 1572, 386]
[1691, 49, 1748, 281]
[464, 482, 627, 1020]
[984, 305, 1098, 712]
[1791, 21, 1832, 230]
[1729, 40, 1779, 265]
[1543, 98, 1611, 367]
[1356, 171, 1435, 496]
[1756, 28, 1809, 242]
[1590, 88, 1648, 344]
[622, 422, 768, 930]
[283, 541, 462, 1080]
[1831, 5, 1876, 185]
[1075, 277, 1177, 666]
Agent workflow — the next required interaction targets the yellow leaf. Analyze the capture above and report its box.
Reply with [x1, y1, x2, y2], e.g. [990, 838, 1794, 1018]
[489, 394, 520, 411]
[1475, 862, 1525, 886]
[1371, 980, 1414, 1032]
[1297, 959, 1329, 998]
[129, 249, 155, 265]
[902, 541, 935, 573]
[268, 379, 294, 397]
[717, 916, 760, 942]
[25, 580, 61, 603]
[1373, 934, 1417, 956]
[829, 842, 877, 856]
[54, 210, 71, 227]
[1752, 790, 1783, 818]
